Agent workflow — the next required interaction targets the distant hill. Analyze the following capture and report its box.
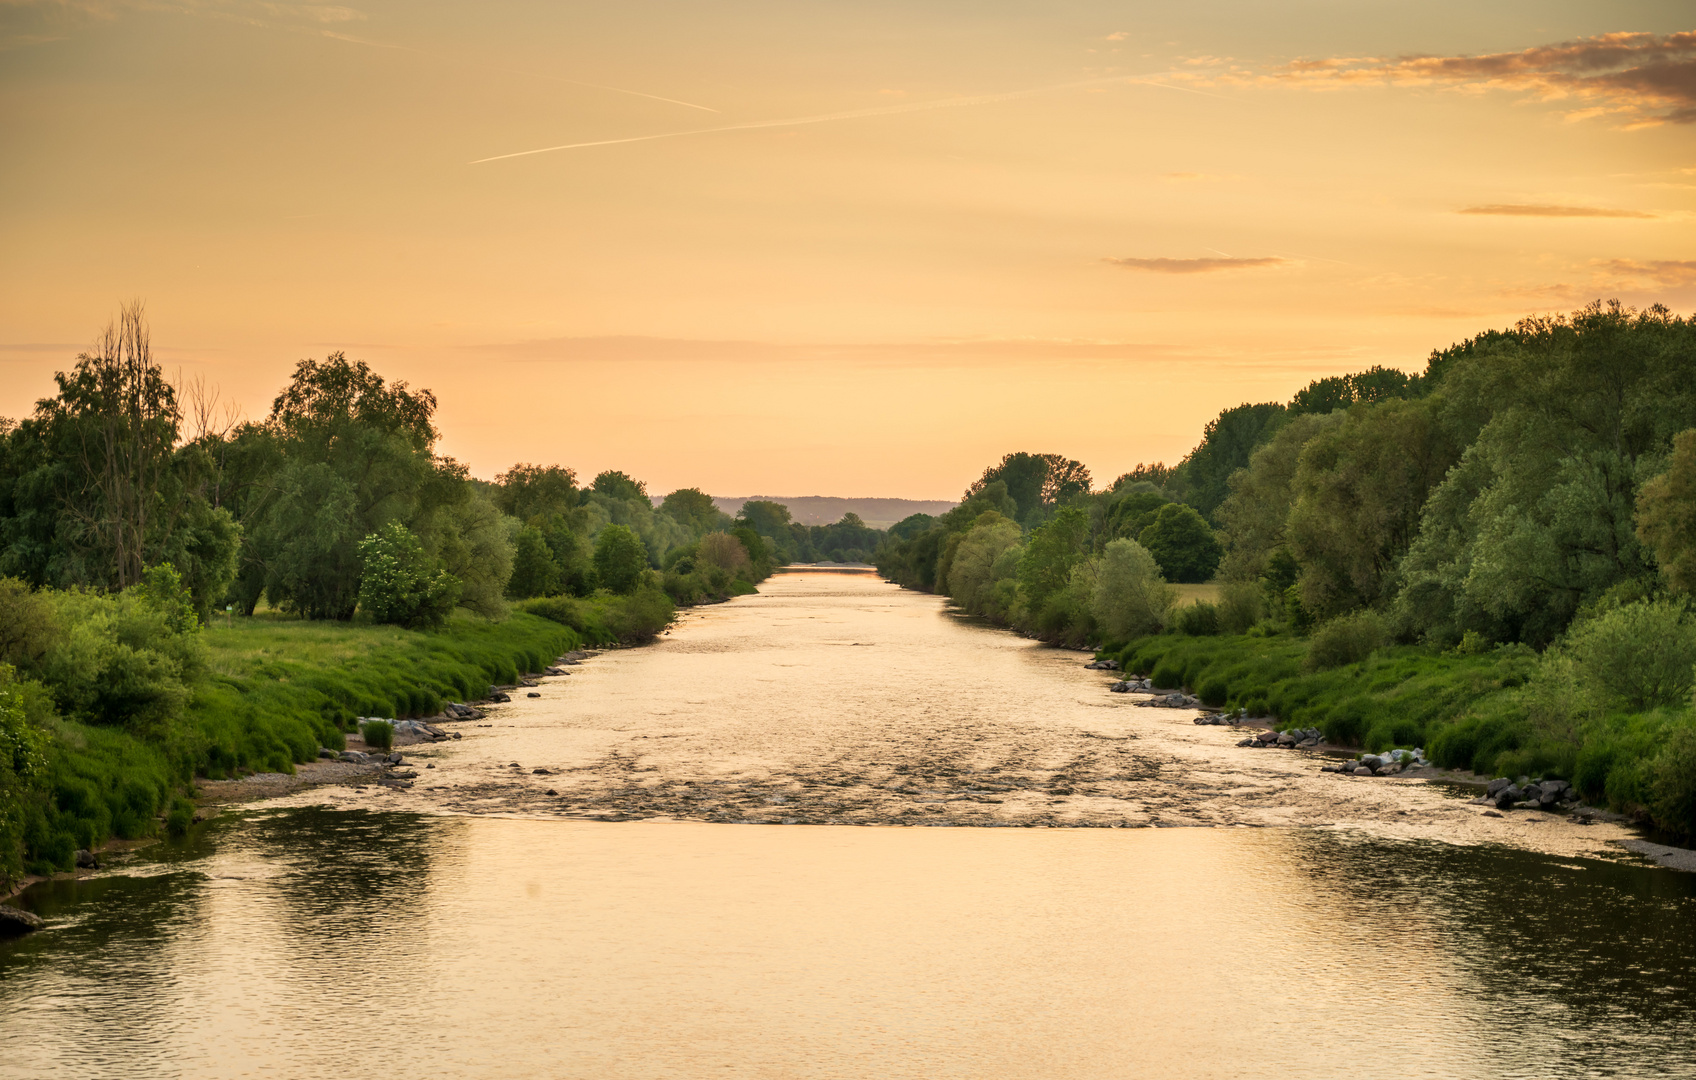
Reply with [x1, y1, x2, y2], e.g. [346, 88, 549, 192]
[712, 496, 957, 529]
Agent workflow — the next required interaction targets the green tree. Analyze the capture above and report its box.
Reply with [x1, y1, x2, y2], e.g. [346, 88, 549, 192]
[1017, 505, 1091, 612]
[591, 470, 647, 503]
[1562, 599, 1696, 711]
[507, 525, 561, 599]
[964, 453, 1091, 523]
[1091, 539, 1173, 641]
[593, 524, 649, 594]
[1637, 428, 1696, 595]
[357, 523, 460, 629]
[945, 512, 1022, 615]
[1168, 401, 1286, 520]
[660, 488, 724, 533]
[1137, 503, 1222, 584]
[495, 463, 578, 521]
[1213, 412, 1342, 583]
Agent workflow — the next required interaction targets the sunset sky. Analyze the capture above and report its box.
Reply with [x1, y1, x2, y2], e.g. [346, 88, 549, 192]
[2, 1, 1692, 499]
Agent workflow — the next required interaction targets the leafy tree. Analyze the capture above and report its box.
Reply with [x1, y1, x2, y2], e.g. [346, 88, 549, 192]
[0, 665, 48, 883]
[1637, 428, 1696, 595]
[421, 486, 512, 618]
[660, 487, 723, 533]
[1137, 503, 1222, 583]
[1286, 398, 1458, 618]
[736, 499, 792, 537]
[593, 524, 649, 594]
[1167, 402, 1285, 520]
[1561, 599, 1696, 711]
[1017, 505, 1090, 612]
[1109, 463, 1175, 491]
[357, 523, 460, 629]
[1091, 539, 1172, 641]
[1101, 489, 1169, 546]
[1214, 413, 1341, 583]
[247, 353, 460, 620]
[697, 532, 750, 574]
[495, 463, 578, 522]
[507, 525, 561, 599]
[964, 453, 1090, 523]
[946, 512, 1022, 615]
[1287, 366, 1420, 417]
[887, 513, 934, 541]
[590, 470, 647, 503]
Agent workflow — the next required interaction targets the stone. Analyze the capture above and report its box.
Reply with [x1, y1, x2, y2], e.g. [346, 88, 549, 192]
[1297, 738, 1319, 749]
[527, 692, 541, 698]
[1482, 810, 1503, 818]
[1493, 785, 1522, 809]
[75, 848, 98, 869]
[0, 905, 45, 936]
[1276, 732, 1297, 746]
[338, 750, 371, 764]
[1486, 777, 1513, 796]
[1109, 681, 1132, 693]
[426, 763, 436, 769]
[1236, 738, 1257, 747]
[544, 666, 566, 676]
[1255, 730, 1279, 743]
[546, 789, 559, 796]
[533, 768, 552, 775]
[487, 692, 511, 703]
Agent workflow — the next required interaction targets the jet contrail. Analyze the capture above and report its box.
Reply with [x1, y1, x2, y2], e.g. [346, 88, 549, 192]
[320, 31, 718, 113]
[469, 74, 1225, 163]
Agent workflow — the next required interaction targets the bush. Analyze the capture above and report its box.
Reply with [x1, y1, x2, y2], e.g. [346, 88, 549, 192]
[1304, 610, 1387, 671]
[1649, 726, 1696, 839]
[1217, 581, 1263, 635]
[360, 719, 395, 751]
[1170, 601, 1220, 636]
[358, 523, 461, 629]
[1563, 599, 1696, 710]
[598, 587, 676, 643]
[1137, 503, 1222, 583]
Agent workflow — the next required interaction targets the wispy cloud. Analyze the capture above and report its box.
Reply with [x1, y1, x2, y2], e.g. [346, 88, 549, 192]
[1103, 256, 1287, 274]
[1247, 29, 1696, 127]
[1596, 259, 1696, 286]
[470, 73, 1225, 163]
[1459, 203, 1656, 218]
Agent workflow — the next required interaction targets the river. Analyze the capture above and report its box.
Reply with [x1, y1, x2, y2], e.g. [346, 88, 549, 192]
[3, 570, 1695, 1078]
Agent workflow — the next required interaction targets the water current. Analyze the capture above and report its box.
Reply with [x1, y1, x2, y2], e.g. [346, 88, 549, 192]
[3, 571, 1695, 1078]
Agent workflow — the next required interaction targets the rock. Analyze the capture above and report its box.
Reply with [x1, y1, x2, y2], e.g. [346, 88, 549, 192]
[1276, 732, 1297, 746]
[1085, 659, 1121, 671]
[527, 692, 541, 698]
[451, 732, 462, 740]
[0, 905, 45, 936]
[426, 763, 435, 769]
[1493, 785, 1522, 809]
[1483, 810, 1503, 818]
[1520, 782, 1544, 802]
[520, 679, 540, 688]
[1486, 777, 1514, 797]
[338, 750, 372, 764]
[75, 848, 98, 869]
[533, 768, 552, 775]
[1109, 681, 1132, 693]
[318, 747, 336, 758]
[1297, 737, 1319, 749]
[543, 666, 566, 676]
[546, 788, 559, 796]
[1320, 765, 1338, 773]
[1236, 738, 1257, 747]
[487, 692, 511, 704]
[1255, 730, 1279, 744]
[509, 762, 521, 768]
[386, 752, 403, 764]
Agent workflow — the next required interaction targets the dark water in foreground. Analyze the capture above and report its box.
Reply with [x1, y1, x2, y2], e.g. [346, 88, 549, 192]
[3, 810, 1695, 1079]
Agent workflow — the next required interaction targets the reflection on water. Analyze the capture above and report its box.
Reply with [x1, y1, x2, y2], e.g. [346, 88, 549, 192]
[4, 812, 1695, 1079]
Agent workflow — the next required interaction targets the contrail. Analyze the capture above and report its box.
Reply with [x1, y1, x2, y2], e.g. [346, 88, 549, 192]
[470, 74, 1225, 163]
[320, 31, 718, 113]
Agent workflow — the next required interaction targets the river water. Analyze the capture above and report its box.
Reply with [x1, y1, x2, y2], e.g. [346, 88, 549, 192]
[3, 571, 1695, 1078]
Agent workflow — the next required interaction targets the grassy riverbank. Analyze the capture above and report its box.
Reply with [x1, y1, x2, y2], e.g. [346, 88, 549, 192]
[15, 610, 597, 875]
[1106, 631, 1696, 835]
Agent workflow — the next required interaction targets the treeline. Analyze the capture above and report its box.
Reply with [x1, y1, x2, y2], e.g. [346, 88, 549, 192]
[878, 302, 1696, 835]
[0, 303, 792, 880]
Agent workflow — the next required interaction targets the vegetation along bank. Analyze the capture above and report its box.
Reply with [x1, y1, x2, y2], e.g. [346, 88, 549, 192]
[0, 303, 882, 885]
[877, 301, 1696, 840]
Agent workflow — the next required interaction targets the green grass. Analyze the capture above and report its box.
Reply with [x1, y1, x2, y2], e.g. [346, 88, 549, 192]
[1109, 629, 1696, 836]
[19, 611, 583, 874]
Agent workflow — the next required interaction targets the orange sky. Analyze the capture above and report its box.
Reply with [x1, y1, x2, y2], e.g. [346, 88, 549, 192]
[2, 2, 1692, 498]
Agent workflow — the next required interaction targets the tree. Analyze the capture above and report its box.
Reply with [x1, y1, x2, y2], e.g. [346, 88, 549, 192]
[1017, 505, 1091, 612]
[1091, 539, 1173, 641]
[508, 525, 561, 599]
[591, 470, 647, 502]
[964, 453, 1091, 523]
[1562, 599, 1696, 711]
[1637, 428, 1696, 595]
[697, 532, 750, 574]
[1167, 402, 1285, 520]
[1214, 413, 1342, 583]
[421, 486, 512, 618]
[357, 523, 460, 629]
[1137, 503, 1222, 583]
[248, 353, 457, 620]
[736, 499, 792, 537]
[1287, 366, 1420, 418]
[1287, 398, 1458, 618]
[495, 463, 578, 522]
[946, 512, 1022, 615]
[593, 524, 648, 594]
[660, 487, 723, 533]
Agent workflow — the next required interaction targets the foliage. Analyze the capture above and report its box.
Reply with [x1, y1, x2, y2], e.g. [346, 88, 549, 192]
[964, 452, 1090, 524]
[947, 513, 1023, 616]
[1560, 598, 1696, 711]
[1305, 611, 1388, 671]
[1090, 539, 1172, 643]
[357, 523, 460, 630]
[1137, 503, 1221, 584]
[1649, 727, 1696, 840]
[1167, 401, 1286, 520]
[360, 718, 394, 751]
[0, 665, 49, 883]
[1017, 506, 1090, 612]
[494, 463, 578, 522]
[507, 525, 562, 600]
[590, 470, 647, 502]
[592, 524, 649, 595]
[1637, 428, 1696, 595]
[1216, 580, 1263, 635]
[1170, 601, 1220, 637]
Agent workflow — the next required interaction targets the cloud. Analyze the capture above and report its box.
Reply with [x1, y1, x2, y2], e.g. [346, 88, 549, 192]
[1596, 259, 1696, 286]
[1105, 31, 1127, 42]
[1459, 203, 1656, 218]
[1253, 29, 1696, 127]
[1103, 256, 1287, 274]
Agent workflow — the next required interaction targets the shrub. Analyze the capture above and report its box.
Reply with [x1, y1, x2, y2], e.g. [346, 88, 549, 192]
[1137, 503, 1222, 583]
[598, 587, 676, 643]
[697, 532, 751, 575]
[1562, 599, 1696, 710]
[1304, 610, 1387, 671]
[1091, 539, 1174, 642]
[1217, 581, 1263, 635]
[1170, 601, 1220, 636]
[1649, 727, 1696, 839]
[358, 523, 461, 629]
[360, 719, 394, 751]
